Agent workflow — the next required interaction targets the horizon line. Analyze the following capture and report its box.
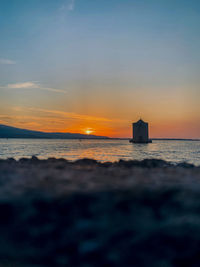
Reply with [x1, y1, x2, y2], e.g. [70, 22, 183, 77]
[0, 123, 199, 141]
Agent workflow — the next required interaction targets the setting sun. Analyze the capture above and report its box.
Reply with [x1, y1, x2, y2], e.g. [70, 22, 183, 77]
[85, 129, 94, 135]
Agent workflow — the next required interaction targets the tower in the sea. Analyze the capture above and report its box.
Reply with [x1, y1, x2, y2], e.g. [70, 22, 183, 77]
[130, 119, 152, 143]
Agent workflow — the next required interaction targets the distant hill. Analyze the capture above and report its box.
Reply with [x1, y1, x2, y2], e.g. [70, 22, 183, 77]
[0, 124, 109, 139]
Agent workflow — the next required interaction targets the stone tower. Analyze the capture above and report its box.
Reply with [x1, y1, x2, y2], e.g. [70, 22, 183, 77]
[130, 119, 152, 143]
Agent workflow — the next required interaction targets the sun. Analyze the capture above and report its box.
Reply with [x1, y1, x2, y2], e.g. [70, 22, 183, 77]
[85, 129, 94, 135]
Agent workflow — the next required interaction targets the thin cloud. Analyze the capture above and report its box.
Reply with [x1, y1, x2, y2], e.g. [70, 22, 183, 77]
[60, 0, 75, 11]
[0, 82, 66, 94]
[41, 87, 67, 94]
[7, 82, 37, 89]
[13, 106, 126, 124]
[0, 58, 16, 65]
[0, 107, 127, 135]
[68, 0, 75, 11]
[27, 107, 113, 123]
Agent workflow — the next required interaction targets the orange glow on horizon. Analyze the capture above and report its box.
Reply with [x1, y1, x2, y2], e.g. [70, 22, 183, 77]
[0, 106, 200, 139]
[0, 118, 199, 139]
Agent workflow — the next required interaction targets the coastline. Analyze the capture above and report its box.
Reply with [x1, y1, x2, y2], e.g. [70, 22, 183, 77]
[0, 157, 200, 266]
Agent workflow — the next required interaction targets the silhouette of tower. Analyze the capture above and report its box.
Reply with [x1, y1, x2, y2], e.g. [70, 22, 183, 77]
[130, 119, 152, 143]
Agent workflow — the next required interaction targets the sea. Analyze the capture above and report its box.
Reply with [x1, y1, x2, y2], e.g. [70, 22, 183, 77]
[0, 139, 200, 166]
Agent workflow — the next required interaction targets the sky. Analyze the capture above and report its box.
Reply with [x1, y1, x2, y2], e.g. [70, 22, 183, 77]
[0, 0, 200, 138]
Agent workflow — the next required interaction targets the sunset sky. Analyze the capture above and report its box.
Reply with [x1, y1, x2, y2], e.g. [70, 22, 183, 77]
[0, 0, 200, 138]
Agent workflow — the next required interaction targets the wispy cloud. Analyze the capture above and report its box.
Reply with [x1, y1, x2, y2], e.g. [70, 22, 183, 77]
[12, 106, 126, 124]
[26, 107, 114, 123]
[68, 0, 75, 11]
[0, 58, 16, 65]
[60, 0, 75, 11]
[0, 82, 66, 94]
[7, 82, 37, 89]
[0, 106, 127, 136]
[40, 87, 66, 94]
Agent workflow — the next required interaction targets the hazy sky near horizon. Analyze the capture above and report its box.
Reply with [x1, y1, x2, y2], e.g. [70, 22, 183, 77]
[0, 0, 200, 138]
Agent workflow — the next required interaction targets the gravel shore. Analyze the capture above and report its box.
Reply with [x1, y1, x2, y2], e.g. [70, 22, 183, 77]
[0, 157, 200, 266]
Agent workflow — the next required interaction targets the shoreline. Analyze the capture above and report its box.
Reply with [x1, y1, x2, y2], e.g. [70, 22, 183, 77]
[0, 158, 200, 266]
[0, 137, 200, 141]
[1, 156, 199, 166]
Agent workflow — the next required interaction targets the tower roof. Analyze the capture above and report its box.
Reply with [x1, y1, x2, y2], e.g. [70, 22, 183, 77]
[136, 119, 146, 124]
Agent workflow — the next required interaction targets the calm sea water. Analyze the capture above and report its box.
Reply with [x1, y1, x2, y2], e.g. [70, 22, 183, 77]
[0, 139, 199, 165]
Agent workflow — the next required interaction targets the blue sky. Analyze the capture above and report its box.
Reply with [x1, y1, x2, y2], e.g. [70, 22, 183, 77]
[0, 0, 200, 137]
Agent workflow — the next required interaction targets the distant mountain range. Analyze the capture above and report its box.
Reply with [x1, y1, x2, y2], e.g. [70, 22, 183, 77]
[0, 124, 109, 139]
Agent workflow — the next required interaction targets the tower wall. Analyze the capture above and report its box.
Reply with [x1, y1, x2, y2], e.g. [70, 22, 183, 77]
[132, 122, 149, 143]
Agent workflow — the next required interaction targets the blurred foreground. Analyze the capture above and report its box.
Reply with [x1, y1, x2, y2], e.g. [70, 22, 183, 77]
[0, 158, 200, 266]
